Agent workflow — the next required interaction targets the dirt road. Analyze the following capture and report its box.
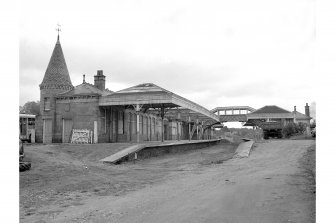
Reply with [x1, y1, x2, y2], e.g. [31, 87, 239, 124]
[47, 140, 315, 223]
[20, 139, 315, 222]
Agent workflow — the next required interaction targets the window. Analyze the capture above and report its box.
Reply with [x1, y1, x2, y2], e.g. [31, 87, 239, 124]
[28, 118, 35, 128]
[118, 111, 124, 134]
[44, 98, 50, 111]
[101, 109, 107, 134]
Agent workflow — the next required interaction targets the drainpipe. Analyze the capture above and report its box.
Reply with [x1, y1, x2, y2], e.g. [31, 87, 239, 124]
[104, 108, 107, 134]
[135, 104, 141, 143]
[177, 112, 181, 141]
[188, 115, 191, 141]
[161, 106, 165, 142]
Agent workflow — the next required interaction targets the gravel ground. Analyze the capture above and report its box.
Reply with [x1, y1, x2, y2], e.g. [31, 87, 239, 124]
[20, 141, 237, 222]
[51, 139, 316, 223]
[20, 139, 315, 223]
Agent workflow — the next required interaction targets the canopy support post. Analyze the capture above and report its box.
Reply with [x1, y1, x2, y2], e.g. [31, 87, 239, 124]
[161, 106, 165, 142]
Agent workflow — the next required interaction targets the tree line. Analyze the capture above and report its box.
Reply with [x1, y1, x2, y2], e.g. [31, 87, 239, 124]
[20, 101, 40, 116]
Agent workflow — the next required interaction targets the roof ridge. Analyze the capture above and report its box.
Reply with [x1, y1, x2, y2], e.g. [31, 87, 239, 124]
[117, 83, 173, 94]
[273, 105, 291, 113]
[115, 83, 216, 115]
[249, 105, 291, 114]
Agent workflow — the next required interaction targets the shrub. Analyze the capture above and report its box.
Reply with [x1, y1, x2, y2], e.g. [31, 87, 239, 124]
[282, 123, 297, 138]
[282, 122, 307, 138]
[297, 122, 307, 133]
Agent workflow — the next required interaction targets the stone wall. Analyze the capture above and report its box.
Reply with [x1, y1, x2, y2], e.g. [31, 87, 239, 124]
[35, 115, 43, 143]
[54, 98, 100, 143]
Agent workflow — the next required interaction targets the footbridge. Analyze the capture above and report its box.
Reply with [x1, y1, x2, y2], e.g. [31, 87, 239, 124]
[211, 106, 256, 122]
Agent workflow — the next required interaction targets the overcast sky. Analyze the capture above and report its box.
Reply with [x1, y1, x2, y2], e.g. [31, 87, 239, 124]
[19, 0, 316, 117]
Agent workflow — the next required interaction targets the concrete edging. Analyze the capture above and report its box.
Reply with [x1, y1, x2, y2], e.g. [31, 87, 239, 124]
[233, 140, 255, 158]
[100, 139, 222, 164]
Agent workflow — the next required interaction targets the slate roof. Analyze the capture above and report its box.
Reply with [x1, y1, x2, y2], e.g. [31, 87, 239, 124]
[116, 83, 172, 94]
[40, 39, 73, 89]
[100, 83, 219, 122]
[247, 105, 311, 120]
[251, 105, 291, 114]
[113, 83, 211, 113]
[293, 111, 311, 120]
[247, 105, 293, 119]
[58, 82, 113, 97]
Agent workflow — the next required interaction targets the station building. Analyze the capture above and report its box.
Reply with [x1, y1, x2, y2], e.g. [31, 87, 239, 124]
[35, 36, 219, 144]
[245, 105, 311, 126]
[211, 104, 311, 129]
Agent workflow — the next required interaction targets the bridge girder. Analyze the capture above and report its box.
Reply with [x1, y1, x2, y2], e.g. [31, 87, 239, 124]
[211, 106, 256, 115]
[219, 114, 248, 122]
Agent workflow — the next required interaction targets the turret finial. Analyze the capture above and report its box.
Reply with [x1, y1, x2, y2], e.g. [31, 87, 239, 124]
[56, 23, 61, 41]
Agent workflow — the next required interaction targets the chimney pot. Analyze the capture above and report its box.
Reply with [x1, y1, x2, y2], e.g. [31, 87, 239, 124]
[97, 70, 103, 76]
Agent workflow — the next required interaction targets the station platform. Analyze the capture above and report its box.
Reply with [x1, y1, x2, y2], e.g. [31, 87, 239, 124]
[233, 139, 254, 158]
[100, 139, 222, 164]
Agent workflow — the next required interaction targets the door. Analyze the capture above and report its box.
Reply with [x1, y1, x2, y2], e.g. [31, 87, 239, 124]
[43, 119, 52, 143]
[164, 124, 168, 141]
[62, 119, 73, 143]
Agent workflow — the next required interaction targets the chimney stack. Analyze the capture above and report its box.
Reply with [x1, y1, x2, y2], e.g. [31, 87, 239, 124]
[305, 103, 310, 117]
[293, 106, 297, 123]
[94, 70, 106, 90]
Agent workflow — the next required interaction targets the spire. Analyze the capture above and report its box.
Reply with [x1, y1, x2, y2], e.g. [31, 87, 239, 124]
[40, 30, 73, 91]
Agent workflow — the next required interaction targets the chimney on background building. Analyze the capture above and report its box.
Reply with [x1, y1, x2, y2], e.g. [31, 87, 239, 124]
[293, 106, 297, 123]
[94, 70, 105, 90]
[305, 103, 310, 117]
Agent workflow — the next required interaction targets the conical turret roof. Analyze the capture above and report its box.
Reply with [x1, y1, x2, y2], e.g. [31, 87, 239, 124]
[40, 38, 73, 90]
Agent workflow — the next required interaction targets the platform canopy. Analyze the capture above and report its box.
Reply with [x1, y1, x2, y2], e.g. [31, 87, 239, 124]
[99, 83, 219, 124]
